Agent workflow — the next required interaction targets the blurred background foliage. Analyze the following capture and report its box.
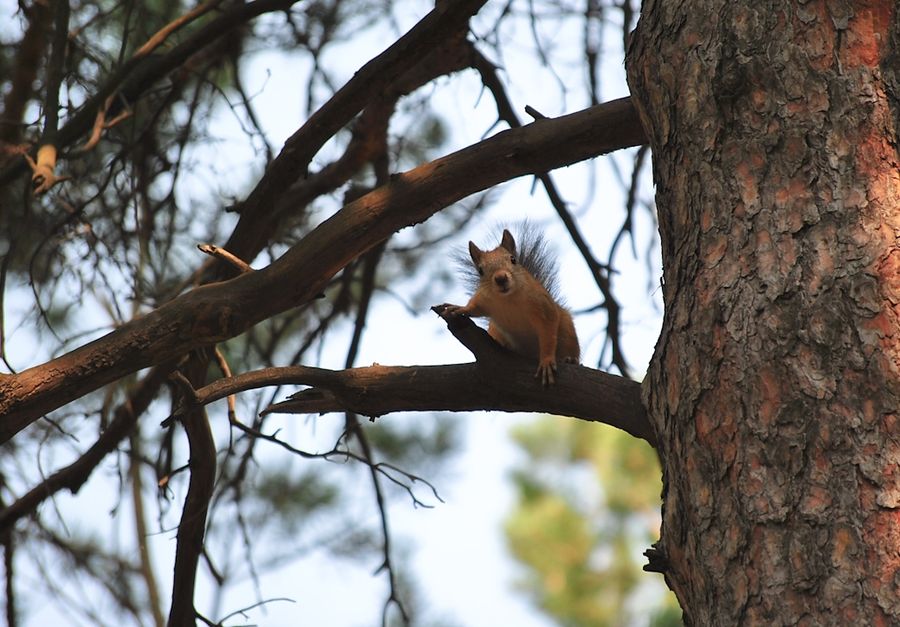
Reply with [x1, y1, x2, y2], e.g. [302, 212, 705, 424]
[506, 419, 680, 627]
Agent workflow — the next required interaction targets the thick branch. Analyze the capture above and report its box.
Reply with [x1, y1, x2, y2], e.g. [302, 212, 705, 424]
[169, 314, 653, 446]
[0, 97, 646, 443]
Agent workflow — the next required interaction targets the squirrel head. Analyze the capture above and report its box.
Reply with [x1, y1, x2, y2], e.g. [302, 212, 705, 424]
[469, 229, 520, 294]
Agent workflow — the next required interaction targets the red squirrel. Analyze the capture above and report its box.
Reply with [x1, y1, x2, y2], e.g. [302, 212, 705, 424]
[441, 228, 580, 385]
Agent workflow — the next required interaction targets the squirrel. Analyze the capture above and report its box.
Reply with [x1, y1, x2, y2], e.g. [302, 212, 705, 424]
[440, 227, 580, 385]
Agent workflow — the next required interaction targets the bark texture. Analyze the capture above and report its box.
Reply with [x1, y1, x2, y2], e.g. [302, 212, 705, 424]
[627, 1, 900, 624]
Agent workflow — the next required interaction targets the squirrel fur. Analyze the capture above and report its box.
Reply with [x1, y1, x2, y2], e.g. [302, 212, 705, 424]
[442, 228, 580, 385]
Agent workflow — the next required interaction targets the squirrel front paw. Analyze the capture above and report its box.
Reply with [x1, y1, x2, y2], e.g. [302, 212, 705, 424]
[535, 358, 557, 386]
[437, 303, 467, 317]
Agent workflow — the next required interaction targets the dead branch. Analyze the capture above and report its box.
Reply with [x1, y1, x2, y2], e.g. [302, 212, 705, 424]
[77, 93, 133, 152]
[197, 244, 253, 274]
[0, 365, 173, 536]
[133, 0, 225, 59]
[77, 0, 224, 154]
[24, 144, 69, 194]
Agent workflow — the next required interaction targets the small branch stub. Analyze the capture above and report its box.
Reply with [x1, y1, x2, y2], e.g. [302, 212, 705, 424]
[197, 243, 253, 273]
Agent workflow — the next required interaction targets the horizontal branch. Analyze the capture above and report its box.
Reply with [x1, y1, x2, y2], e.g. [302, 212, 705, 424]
[0, 96, 646, 443]
[170, 358, 650, 446]
[167, 312, 654, 446]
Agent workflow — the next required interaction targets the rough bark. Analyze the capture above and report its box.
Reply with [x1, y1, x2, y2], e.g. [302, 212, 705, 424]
[628, 1, 900, 624]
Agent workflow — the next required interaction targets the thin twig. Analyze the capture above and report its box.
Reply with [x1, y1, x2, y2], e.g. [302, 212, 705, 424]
[212, 346, 238, 423]
[134, 0, 225, 59]
[129, 431, 166, 627]
[197, 243, 253, 274]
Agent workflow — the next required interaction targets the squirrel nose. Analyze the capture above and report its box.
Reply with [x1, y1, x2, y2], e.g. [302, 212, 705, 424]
[494, 273, 510, 289]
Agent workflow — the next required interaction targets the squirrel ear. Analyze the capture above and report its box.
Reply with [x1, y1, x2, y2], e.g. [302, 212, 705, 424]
[500, 229, 516, 255]
[468, 241, 483, 264]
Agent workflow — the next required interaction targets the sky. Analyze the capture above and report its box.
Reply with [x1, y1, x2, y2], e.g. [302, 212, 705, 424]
[2, 2, 665, 625]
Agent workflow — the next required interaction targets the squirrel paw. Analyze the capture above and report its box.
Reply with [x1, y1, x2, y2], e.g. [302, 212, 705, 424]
[438, 303, 470, 316]
[437, 303, 468, 317]
[535, 359, 557, 386]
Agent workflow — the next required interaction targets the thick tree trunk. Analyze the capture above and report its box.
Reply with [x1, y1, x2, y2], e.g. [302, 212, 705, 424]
[627, 1, 900, 624]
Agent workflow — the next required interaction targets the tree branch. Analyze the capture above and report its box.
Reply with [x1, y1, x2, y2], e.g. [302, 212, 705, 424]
[210, 0, 483, 278]
[0, 0, 302, 188]
[167, 354, 216, 627]
[0, 97, 646, 443]
[0, 365, 173, 535]
[165, 311, 653, 447]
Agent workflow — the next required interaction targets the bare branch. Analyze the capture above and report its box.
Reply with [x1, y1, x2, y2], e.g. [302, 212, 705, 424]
[211, 0, 485, 280]
[0, 365, 172, 535]
[0, 97, 646, 443]
[234, 0, 488, 220]
[167, 356, 216, 627]
[197, 244, 253, 274]
[133, 0, 225, 59]
[162, 312, 653, 446]
[0, 0, 303, 188]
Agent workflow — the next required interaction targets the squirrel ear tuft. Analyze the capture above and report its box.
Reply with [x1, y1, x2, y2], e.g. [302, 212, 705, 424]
[468, 241, 483, 264]
[500, 229, 516, 255]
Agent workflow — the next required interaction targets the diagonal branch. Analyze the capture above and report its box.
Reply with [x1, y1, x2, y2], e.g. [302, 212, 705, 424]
[0, 97, 646, 443]
[211, 0, 484, 279]
[0, 365, 173, 535]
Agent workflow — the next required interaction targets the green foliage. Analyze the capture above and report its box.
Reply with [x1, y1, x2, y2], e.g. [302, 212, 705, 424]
[506, 418, 681, 627]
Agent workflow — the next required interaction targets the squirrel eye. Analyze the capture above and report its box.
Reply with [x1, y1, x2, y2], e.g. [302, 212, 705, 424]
[477, 265, 484, 276]
[510, 255, 517, 265]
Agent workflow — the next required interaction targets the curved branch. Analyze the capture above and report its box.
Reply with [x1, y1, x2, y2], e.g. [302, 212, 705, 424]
[0, 97, 646, 443]
[167, 355, 217, 627]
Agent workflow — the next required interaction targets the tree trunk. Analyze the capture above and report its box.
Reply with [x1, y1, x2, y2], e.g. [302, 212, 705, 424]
[627, 1, 900, 624]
